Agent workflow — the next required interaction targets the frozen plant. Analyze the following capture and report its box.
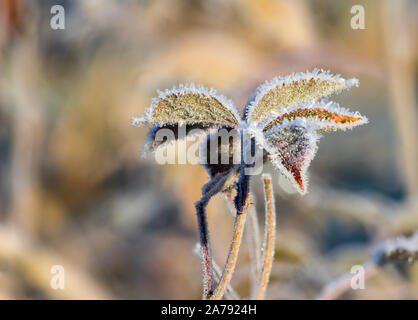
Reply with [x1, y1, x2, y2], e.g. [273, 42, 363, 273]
[132, 69, 368, 299]
[318, 231, 418, 300]
[373, 231, 418, 266]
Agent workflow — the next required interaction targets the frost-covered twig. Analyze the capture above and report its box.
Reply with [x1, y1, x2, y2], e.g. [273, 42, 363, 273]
[317, 232, 418, 300]
[195, 166, 240, 299]
[211, 200, 249, 300]
[373, 231, 418, 266]
[252, 174, 276, 299]
[225, 192, 261, 290]
[193, 244, 240, 300]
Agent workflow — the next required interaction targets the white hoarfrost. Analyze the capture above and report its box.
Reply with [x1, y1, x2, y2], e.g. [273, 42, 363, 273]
[374, 231, 418, 265]
[131, 83, 242, 127]
[262, 118, 320, 195]
[260, 98, 369, 132]
[245, 68, 360, 121]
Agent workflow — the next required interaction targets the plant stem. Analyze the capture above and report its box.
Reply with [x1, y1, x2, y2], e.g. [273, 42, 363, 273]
[193, 244, 240, 300]
[252, 174, 276, 300]
[211, 207, 248, 300]
[195, 167, 240, 299]
[234, 131, 252, 214]
[212, 251, 240, 300]
[195, 201, 213, 299]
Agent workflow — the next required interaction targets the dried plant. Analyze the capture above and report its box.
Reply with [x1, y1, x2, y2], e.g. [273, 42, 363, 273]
[318, 231, 418, 300]
[132, 69, 368, 299]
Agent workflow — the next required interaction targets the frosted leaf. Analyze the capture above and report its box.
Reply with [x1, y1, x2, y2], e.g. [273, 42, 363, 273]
[132, 83, 241, 128]
[259, 98, 367, 194]
[262, 99, 369, 133]
[246, 69, 360, 123]
[263, 121, 320, 194]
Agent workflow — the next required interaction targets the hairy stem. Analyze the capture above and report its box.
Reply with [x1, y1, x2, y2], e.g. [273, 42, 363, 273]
[252, 174, 276, 300]
[234, 130, 253, 214]
[195, 201, 213, 299]
[193, 244, 240, 300]
[212, 253, 241, 300]
[195, 167, 240, 299]
[211, 207, 248, 300]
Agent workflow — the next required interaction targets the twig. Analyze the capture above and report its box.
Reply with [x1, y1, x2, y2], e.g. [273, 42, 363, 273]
[211, 207, 248, 300]
[317, 231, 418, 300]
[225, 192, 261, 289]
[193, 244, 240, 300]
[195, 166, 240, 299]
[233, 129, 252, 214]
[212, 256, 241, 300]
[373, 231, 418, 266]
[252, 174, 276, 300]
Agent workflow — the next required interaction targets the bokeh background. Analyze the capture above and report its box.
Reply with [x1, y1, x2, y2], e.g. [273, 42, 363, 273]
[0, 0, 417, 299]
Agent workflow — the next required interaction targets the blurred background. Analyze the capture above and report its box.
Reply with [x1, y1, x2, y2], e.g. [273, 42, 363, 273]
[0, 0, 417, 299]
